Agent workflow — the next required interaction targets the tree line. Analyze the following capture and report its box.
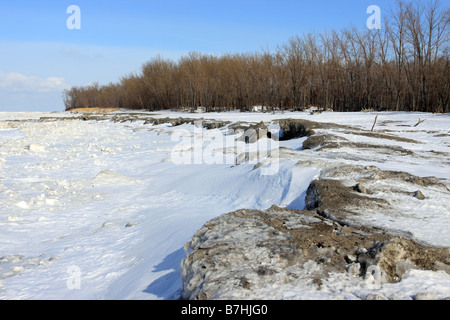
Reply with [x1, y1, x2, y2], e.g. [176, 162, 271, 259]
[63, 0, 449, 113]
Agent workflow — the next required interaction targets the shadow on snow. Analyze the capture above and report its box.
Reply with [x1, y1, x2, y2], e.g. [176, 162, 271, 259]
[143, 247, 186, 300]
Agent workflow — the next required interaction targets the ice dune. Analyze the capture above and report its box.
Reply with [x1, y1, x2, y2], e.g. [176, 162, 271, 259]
[0, 114, 319, 299]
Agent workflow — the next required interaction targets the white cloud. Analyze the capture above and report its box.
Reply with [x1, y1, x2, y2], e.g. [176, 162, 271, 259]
[0, 71, 71, 93]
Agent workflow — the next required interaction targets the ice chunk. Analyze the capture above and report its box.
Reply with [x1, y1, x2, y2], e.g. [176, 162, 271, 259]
[27, 144, 45, 153]
[93, 170, 137, 186]
[16, 201, 30, 209]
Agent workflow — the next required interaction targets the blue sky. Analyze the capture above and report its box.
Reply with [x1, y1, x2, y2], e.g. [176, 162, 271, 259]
[0, 0, 393, 112]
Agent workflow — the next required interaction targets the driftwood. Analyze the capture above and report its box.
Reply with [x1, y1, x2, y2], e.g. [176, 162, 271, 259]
[310, 108, 324, 115]
[413, 119, 425, 127]
[371, 115, 379, 132]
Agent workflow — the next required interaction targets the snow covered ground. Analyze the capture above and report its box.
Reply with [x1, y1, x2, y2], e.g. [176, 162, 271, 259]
[0, 110, 449, 300]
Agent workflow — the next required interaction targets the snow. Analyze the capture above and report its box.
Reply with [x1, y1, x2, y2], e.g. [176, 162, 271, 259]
[0, 110, 449, 300]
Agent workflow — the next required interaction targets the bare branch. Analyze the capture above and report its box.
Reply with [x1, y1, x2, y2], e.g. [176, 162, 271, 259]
[413, 119, 426, 127]
[371, 115, 379, 132]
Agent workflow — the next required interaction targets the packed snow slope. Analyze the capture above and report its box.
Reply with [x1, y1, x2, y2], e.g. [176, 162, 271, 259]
[0, 110, 449, 300]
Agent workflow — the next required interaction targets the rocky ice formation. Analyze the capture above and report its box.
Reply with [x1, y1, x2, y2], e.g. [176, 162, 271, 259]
[181, 204, 450, 300]
[181, 118, 450, 300]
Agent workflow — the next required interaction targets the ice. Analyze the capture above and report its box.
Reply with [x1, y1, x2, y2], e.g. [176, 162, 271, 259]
[0, 110, 448, 300]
